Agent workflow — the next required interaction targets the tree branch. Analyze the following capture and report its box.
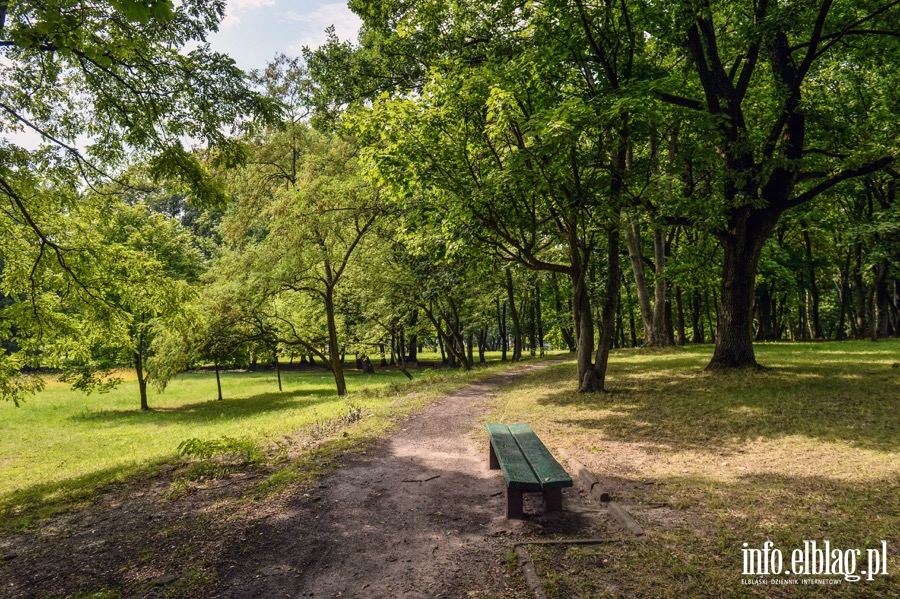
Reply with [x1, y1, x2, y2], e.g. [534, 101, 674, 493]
[788, 156, 895, 208]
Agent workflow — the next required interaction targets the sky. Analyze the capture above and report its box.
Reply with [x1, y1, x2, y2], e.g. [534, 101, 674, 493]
[209, 0, 362, 72]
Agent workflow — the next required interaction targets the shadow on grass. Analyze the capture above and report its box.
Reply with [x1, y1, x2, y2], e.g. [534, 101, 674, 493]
[509, 349, 900, 452]
[535, 469, 899, 599]
[0, 459, 172, 534]
[69, 390, 339, 426]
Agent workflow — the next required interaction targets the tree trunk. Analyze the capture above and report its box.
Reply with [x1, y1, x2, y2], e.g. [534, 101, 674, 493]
[802, 229, 823, 338]
[691, 290, 704, 343]
[506, 268, 523, 361]
[550, 273, 576, 352]
[407, 309, 418, 362]
[135, 350, 149, 411]
[478, 327, 487, 363]
[571, 268, 596, 388]
[853, 244, 868, 338]
[436, 325, 446, 363]
[651, 226, 670, 346]
[674, 285, 686, 346]
[583, 226, 621, 392]
[214, 361, 223, 401]
[324, 289, 347, 395]
[874, 260, 890, 339]
[707, 212, 775, 369]
[497, 299, 508, 361]
[391, 342, 413, 380]
[535, 279, 544, 356]
[624, 220, 654, 345]
[755, 282, 775, 341]
[274, 349, 282, 392]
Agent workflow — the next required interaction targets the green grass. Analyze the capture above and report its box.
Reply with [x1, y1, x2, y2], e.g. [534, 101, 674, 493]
[488, 340, 900, 598]
[0, 351, 531, 531]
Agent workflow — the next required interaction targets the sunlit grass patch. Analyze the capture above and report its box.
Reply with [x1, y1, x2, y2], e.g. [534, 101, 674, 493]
[488, 339, 900, 598]
[0, 357, 522, 532]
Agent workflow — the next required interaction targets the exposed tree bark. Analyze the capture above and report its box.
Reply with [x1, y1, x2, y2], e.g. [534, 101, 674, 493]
[214, 361, 223, 401]
[624, 220, 654, 345]
[652, 226, 670, 346]
[497, 299, 508, 361]
[874, 260, 890, 339]
[535, 278, 544, 356]
[802, 228, 823, 338]
[407, 309, 418, 362]
[584, 225, 621, 392]
[674, 284, 686, 346]
[505, 268, 522, 361]
[550, 273, 575, 351]
[323, 288, 347, 395]
[274, 347, 282, 392]
[691, 289, 704, 343]
[134, 350, 149, 411]
[853, 244, 868, 338]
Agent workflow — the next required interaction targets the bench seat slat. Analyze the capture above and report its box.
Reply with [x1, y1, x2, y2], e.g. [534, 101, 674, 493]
[507, 424, 573, 490]
[485, 424, 541, 491]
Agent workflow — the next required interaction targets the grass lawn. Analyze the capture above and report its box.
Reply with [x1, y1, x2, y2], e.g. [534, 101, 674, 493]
[0, 350, 533, 531]
[485, 340, 900, 598]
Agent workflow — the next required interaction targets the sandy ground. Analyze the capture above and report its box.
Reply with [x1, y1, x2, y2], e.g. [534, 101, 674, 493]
[1, 361, 609, 599]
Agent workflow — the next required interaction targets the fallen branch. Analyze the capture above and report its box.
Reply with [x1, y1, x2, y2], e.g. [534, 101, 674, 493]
[401, 475, 440, 483]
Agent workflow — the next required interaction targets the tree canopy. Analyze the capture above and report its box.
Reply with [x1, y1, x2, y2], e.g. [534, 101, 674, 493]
[1, 0, 898, 406]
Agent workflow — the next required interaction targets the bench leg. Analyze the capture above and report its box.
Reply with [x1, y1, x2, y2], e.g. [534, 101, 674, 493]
[489, 442, 499, 469]
[507, 489, 524, 519]
[543, 488, 563, 512]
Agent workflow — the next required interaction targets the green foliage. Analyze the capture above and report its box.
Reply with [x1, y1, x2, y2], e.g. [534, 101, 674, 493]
[177, 435, 263, 479]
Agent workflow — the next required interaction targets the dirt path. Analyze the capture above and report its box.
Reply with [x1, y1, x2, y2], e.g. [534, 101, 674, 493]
[215, 361, 569, 598]
[1, 360, 607, 599]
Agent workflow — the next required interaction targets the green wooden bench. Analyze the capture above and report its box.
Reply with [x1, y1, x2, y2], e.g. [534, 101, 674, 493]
[486, 423, 573, 518]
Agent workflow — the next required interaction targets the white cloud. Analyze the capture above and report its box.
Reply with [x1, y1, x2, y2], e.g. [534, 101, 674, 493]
[285, 3, 362, 51]
[222, 0, 276, 29]
[233, 0, 276, 7]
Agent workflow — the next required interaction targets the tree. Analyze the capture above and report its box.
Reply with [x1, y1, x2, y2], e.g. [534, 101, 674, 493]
[216, 130, 379, 396]
[57, 196, 202, 410]
[0, 0, 277, 404]
[654, 0, 899, 368]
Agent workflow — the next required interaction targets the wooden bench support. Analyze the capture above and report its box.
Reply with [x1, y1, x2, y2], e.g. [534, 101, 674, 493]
[543, 487, 563, 512]
[486, 423, 573, 519]
[507, 489, 525, 519]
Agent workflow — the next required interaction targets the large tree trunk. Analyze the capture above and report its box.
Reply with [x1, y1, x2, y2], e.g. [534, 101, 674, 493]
[324, 289, 347, 395]
[707, 211, 775, 370]
[571, 268, 595, 388]
[585, 226, 621, 391]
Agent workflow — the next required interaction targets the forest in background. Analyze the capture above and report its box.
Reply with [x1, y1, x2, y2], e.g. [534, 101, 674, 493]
[1, 0, 898, 410]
